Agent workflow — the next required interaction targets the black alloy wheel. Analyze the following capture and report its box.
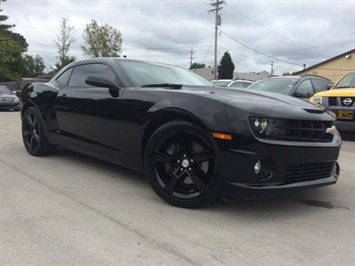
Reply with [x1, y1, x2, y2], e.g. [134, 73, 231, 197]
[144, 121, 220, 208]
[22, 107, 56, 156]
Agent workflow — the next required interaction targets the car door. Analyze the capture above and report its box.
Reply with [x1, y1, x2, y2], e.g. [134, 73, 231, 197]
[55, 63, 122, 155]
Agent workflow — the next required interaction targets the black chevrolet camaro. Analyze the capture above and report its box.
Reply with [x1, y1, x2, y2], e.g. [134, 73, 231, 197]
[20, 58, 342, 208]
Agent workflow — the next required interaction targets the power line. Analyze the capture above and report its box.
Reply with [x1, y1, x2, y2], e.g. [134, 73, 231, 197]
[223, 8, 315, 50]
[220, 30, 303, 67]
[201, 34, 215, 63]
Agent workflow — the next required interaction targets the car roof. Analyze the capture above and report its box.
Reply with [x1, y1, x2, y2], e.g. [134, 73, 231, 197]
[265, 75, 331, 81]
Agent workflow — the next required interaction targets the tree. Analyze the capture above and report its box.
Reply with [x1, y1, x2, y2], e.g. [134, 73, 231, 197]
[218, 51, 235, 79]
[53, 18, 76, 71]
[189, 63, 206, 70]
[22, 54, 45, 77]
[81, 19, 122, 57]
[0, 10, 28, 81]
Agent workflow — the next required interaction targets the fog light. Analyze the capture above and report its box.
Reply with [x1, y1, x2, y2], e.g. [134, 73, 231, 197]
[254, 159, 273, 180]
[254, 161, 261, 174]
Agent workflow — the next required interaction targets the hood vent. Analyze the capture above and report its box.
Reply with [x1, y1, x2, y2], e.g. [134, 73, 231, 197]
[303, 108, 324, 114]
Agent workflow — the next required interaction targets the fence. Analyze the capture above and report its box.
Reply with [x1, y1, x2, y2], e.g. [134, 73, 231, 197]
[0, 79, 49, 92]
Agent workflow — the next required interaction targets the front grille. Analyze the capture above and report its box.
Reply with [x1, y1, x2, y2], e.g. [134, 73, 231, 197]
[328, 97, 355, 107]
[285, 161, 335, 183]
[270, 120, 334, 142]
[0, 97, 14, 103]
[328, 97, 338, 106]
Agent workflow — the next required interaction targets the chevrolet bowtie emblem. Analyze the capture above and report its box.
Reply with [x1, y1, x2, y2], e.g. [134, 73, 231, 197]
[326, 126, 337, 135]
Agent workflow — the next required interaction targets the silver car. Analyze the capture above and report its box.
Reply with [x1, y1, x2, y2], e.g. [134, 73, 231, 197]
[0, 85, 20, 111]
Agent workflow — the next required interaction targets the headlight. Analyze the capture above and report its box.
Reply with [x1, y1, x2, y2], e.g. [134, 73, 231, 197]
[310, 96, 322, 105]
[250, 117, 278, 137]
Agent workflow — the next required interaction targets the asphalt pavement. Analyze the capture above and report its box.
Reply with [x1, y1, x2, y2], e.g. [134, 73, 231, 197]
[1, 111, 354, 265]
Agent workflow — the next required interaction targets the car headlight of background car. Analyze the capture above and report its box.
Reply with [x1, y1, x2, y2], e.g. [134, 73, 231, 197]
[310, 96, 323, 105]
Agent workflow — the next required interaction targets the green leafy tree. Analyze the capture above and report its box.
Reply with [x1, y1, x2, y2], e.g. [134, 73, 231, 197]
[53, 18, 76, 71]
[22, 54, 46, 77]
[0, 10, 28, 81]
[189, 63, 206, 69]
[218, 51, 235, 79]
[81, 19, 122, 57]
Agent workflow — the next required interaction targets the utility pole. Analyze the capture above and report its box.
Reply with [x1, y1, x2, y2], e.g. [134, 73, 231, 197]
[270, 61, 274, 76]
[189, 47, 195, 68]
[209, 0, 225, 80]
[0, 0, 7, 10]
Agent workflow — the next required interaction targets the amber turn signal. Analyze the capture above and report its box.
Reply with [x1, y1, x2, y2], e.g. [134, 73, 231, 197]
[212, 132, 232, 140]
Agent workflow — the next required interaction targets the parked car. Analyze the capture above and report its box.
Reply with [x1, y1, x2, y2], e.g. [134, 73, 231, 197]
[210, 79, 233, 87]
[20, 58, 341, 208]
[247, 75, 333, 100]
[0, 85, 20, 111]
[310, 71, 355, 134]
[210, 79, 253, 88]
[228, 80, 253, 88]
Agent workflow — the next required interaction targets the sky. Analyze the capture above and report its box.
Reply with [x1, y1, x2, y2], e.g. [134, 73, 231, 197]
[1, 0, 355, 75]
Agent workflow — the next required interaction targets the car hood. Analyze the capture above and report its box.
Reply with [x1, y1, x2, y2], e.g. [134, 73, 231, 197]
[0, 93, 18, 99]
[182, 86, 328, 120]
[313, 88, 355, 97]
[189, 86, 320, 107]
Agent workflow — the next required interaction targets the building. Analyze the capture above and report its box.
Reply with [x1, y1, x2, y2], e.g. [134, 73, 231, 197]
[191, 67, 270, 81]
[295, 48, 355, 82]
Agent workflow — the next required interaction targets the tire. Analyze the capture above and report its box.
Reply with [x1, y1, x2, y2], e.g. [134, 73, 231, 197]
[22, 107, 56, 156]
[144, 121, 221, 208]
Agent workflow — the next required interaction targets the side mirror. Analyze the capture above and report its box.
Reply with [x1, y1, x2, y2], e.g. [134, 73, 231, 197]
[327, 83, 334, 90]
[293, 91, 311, 98]
[85, 75, 120, 97]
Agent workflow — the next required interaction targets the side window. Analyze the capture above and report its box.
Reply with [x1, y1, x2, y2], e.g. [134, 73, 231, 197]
[68, 64, 116, 87]
[312, 78, 331, 93]
[56, 68, 73, 85]
[295, 80, 314, 96]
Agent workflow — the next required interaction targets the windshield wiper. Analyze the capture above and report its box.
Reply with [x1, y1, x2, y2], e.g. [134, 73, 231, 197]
[141, 83, 183, 89]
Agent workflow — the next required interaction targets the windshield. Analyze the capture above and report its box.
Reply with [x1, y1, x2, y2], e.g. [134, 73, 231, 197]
[116, 60, 213, 87]
[0, 85, 11, 94]
[334, 72, 355, 89]
[248, 78, 299, 95]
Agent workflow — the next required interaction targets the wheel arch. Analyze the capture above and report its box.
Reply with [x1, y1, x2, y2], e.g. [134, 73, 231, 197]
[21, 101, 39, 118]
[141, 109, 210, 162]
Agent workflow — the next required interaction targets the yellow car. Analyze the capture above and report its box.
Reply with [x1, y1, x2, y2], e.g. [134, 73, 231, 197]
[310, 71, 355, 133]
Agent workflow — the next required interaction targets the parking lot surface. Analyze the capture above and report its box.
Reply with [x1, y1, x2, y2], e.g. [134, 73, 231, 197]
[1, 111, 354, 265]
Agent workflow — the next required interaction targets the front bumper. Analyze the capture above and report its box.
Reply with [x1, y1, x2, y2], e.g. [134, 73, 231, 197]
[217, 137, 340, 199]
[335, 120, 355, 134]
[0, 102, 20, 110]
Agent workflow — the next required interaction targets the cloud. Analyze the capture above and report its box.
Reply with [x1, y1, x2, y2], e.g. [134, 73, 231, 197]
[2, 0, 354, 75]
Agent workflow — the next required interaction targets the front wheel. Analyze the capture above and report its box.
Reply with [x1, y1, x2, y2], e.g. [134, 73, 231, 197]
[22, 107, 56, 156]
[144, 121, 221, 208]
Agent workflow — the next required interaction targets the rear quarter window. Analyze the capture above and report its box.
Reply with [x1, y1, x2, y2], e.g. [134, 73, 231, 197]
[56, 68, 73, 85]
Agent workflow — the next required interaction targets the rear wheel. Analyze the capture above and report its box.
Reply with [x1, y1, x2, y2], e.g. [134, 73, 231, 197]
[22, 107, 56, 156]
[144, 121, 220, 208]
